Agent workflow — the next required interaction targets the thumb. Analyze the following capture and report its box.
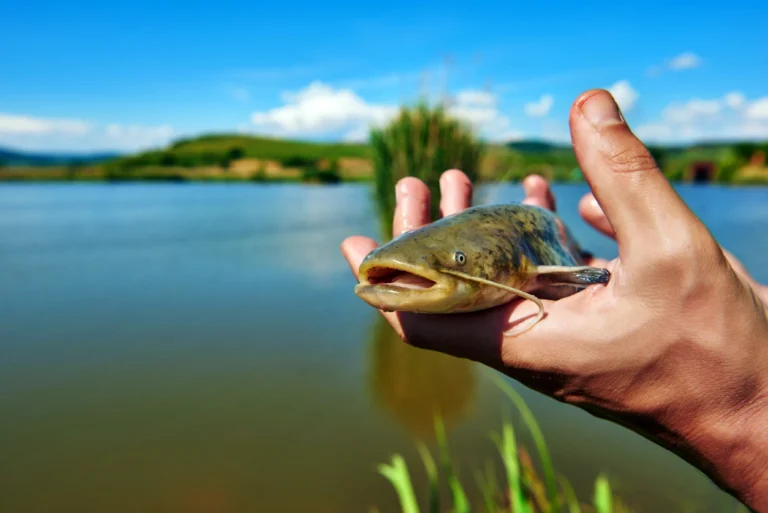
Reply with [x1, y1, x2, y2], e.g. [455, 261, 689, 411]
[569, 89, 706, 259]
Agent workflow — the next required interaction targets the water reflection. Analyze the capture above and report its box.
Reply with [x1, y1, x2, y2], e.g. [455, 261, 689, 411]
[364, 172, 480, 439]
[154, 481, 245, 513]
[367, 314, 476, 439]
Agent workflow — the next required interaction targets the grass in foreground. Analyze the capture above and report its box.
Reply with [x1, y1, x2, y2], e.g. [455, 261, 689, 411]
[374, 371, 752, 513]
[374, 371, 632, 513]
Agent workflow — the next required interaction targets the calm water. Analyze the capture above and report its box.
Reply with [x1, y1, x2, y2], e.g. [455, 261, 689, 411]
[1, 182, 766, 513]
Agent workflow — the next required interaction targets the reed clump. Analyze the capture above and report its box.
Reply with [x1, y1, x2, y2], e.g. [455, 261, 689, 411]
[369, 102, 485, 240]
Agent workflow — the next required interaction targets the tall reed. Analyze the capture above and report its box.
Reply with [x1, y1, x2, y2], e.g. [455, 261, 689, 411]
[369, 102, 484, 240]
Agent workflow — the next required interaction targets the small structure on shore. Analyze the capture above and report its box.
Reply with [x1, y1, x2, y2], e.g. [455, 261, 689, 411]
[685, 161, 716, 183]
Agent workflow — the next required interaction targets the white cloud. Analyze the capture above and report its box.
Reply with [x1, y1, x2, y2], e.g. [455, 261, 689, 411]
[0, 113, 90, 135]
[523, 94, 553, 117]
[446, 90, 520, 142]
[249, 81, 522, 143]
[725, 92, 746, 109]
[105, 124, 175, 148]
[250, 81, 398, 140]
[455, 89, 496, 107]
[540, 119, 571, 144]
[633, 123, 674, 141]
[608, 80, 638, 112]
[668, 52, 702, 70]
[635, 92, 768, 144]
[648, 52, 703, 77]
[746, 98, 768, 120]
[0, 112, 175, 152]
[663, 98, 722, 124]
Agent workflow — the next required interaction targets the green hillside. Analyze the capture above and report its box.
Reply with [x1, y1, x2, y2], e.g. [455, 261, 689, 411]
[1, 132, 766, 184]
[170, 134, 371, 159]
[109, 134, 371, 170]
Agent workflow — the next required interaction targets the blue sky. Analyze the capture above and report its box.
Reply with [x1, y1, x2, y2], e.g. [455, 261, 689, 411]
[1, 0, 766, 152]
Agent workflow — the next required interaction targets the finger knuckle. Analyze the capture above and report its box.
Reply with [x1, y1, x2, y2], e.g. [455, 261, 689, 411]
[654, 226, 721, 269]
[604, 144, 659, 175]
[642, 231, 726, 299]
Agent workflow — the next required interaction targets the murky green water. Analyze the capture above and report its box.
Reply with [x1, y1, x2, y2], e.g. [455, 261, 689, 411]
[1, 182, 766, 513]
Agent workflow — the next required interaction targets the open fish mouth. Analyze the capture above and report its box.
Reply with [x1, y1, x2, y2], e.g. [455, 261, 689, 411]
[354, 259, 455, 312]
[363, 266, 438, 290]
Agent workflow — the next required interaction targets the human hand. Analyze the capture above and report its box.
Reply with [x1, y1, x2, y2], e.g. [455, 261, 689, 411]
[575, 182, 768, 306]
[341, 89, 768, 510]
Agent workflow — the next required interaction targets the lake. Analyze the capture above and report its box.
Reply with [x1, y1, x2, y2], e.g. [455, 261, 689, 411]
[1, 182, 766, 513]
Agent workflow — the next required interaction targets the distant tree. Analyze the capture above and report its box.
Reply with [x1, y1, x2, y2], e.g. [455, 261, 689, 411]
[281, 155, 316, 167]
[301, 161, 341, 184]
[664, 164, 686, 182]
[733, 143, 758, 163]
[176, 154, 197, 167]
[227, 146, 245, 161]
[199, 152, 222, 166]
[160, 153, 177, 166]
[647, 146, 667, 171]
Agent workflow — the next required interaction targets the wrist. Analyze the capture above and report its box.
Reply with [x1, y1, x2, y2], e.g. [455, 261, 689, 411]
[673, 288, 768, 510]
[685, 390, 768, 511]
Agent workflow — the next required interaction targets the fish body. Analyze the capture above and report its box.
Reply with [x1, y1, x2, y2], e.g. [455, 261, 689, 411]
[354, 203, 610, 314]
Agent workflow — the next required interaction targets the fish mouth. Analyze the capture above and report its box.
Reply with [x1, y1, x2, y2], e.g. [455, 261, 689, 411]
[363, 266, 438, 290]
[354, 259, 455, 312]
[357, 259, 442, 291]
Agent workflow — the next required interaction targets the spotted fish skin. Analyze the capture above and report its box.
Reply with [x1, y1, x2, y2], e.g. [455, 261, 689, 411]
[355, 202, 609, 314]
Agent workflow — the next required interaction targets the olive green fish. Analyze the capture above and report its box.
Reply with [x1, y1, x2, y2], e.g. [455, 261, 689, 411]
[354, 203, 610, 335]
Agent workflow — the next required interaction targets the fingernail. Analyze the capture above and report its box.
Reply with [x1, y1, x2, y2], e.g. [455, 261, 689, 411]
[582, 92, 624, 128]
[588, 195, 600, 209]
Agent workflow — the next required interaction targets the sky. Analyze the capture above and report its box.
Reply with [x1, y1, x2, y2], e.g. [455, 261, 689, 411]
[1, 0, 766, 153]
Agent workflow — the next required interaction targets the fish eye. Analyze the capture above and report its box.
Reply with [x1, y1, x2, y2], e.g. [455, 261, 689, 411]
[454, 251, 466, 265]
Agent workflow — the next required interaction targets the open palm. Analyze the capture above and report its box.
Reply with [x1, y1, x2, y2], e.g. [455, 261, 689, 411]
[340, 169, 616, 374]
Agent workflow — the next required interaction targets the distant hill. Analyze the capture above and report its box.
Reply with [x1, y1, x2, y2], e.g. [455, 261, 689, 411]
[506, 140, 571, 153]
[0, 147, 120, 166]
[166, 133, 371, 160]
[2, 133, 765, 185]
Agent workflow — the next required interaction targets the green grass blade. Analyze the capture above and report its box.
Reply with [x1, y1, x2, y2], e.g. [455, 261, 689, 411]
[558, 475, 582, 513]
[473, 459, 499, 513]
[416, 442, 440, 513]
[486, 370, 558, 512]
[434, 416, 471, 513]
[492, 422, 528, 513]
[593, 474, 612, 513]
[377, 454, 421, 513]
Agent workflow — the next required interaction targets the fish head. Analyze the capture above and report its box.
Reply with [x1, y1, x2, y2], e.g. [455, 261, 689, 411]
[354, 217, 517, 313]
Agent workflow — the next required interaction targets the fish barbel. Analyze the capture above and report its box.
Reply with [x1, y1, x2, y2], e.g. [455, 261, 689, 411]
[354, 203, 611, 335]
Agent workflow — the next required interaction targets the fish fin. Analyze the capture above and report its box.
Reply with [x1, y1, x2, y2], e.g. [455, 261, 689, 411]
[535, 265, 610, 287]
